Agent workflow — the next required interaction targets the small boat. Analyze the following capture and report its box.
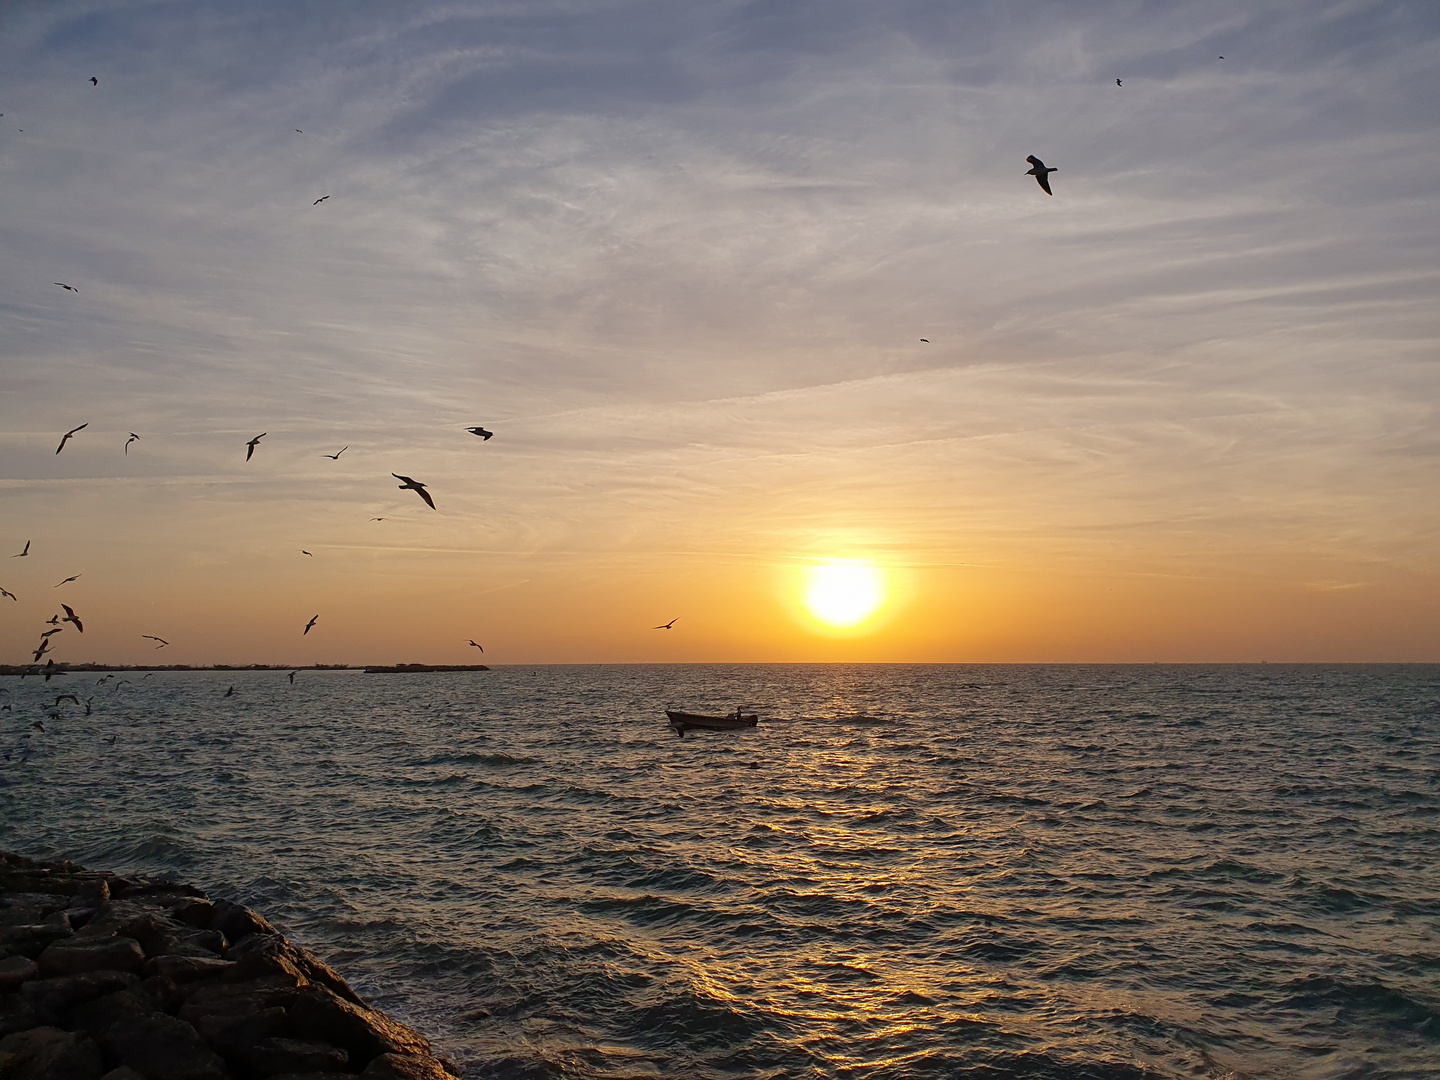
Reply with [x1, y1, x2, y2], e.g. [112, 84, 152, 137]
[666, 709, 759, 736]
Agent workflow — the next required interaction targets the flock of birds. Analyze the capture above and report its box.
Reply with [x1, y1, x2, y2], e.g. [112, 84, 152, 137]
[4, 57, 1231, 709]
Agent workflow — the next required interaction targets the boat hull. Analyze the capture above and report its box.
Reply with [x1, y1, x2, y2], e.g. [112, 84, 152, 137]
[666, 709, 759, 735]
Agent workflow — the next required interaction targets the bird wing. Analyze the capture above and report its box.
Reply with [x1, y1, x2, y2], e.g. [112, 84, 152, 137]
[1036, 172, 1053, 195]
[416, 486, 436, 509]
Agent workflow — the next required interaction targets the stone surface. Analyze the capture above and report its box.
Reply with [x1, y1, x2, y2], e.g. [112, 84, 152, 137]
[0, 992, 46, 1037]
[360, 1052, 456, 1080]
[20, 969, 140, 1017]
[287, 984, 431, 1068]
[64, 987, 157, 1036]
[148, 954, 236, 982]
[94, 1011, 230, 1080]
[245, 1036, 350, 1075]
[0, 954, 38, 990]
[209, 899, 278, 943]
[0, 1025, 105, 1080]
[0, 922, 74, 958]
[40, 936, 148, 977]
[180, 980, 299, 1057]
[99, 1068, 147, 1080]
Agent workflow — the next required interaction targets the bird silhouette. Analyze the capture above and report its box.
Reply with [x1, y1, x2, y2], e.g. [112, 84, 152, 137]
[303, 614, 319, 635]
[125, 433, 141, 454]
[54, 694, 79, 706]
[654, 618, 679, 630]
[0, 587, 15, 601]
[142, 635, 168, 648]
[288, 670, 298, 683]
[313, 195, 330, 205]
[56, 423, 88, 454]
[468, 640, 484, 652]
[54, 282, 79, 293]
[301, 550, 313, 556]
[245, 433, 266, 461]
[41, 628, 63, 639]
[32, 638, 53, 662]
[85, 697, 93, 715]
[369, 517, 385, 521]
[1026, 155, 1057, 195]
[54, 574, 81, 588]
[32, 721, 44, 733]
[919, 338, 929, 343]
[61, 604, 83, 633]
[224, 686, 235, 697]
[90, 77, 98, 86]
[1116, 78, 1122, 86]
[13, 541, 29, 557]
[466, 426, 494, 440]
[392, 474, 436, 510]
[45, 615, 61, 626]
[322, 446, 347, 459]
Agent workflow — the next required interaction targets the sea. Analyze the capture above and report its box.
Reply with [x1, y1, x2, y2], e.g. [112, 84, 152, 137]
[2, 664, 1437, 1080]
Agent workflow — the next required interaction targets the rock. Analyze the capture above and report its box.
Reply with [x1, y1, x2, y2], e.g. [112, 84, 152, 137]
[100, 1068, 147, 1080]
[65, 987, 156, 1036]
[265, 1074, 355, 1080]
[223, 934, 361, 1004]
[20, 969, 140, 1017]
[0, 991, 46, 1036]
[147, 954, 236, 982]
[149, 926, 227, 959]
[287, 984, 431, 1069]
[245, 1036, 350, 1075]
[39, 936, 147, 977]
[209, 900, 278, 943]
[180, 980, 299, 1057]
[0, 955, 38, 990]
[0, 922, 74, 958]
[360, 1053, 455, 1080]
[172, 899, 216, 929]
[93, 1011, 229, 1080]
[0, 1025, 105, 1080]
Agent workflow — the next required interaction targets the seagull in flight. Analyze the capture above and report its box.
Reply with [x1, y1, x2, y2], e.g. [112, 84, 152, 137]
[322, 446, 347, 459]
[1026, 155, 1057, 195]
[288, 670, 298, 683]
[654, 618, 679, 630]
[54, 574, 82, 588]
[245, 433, 266, 461]
[41, 628, 63, 638]
[303, 614, 319, 635]
[313, 195, 330, 205]
[468, 640, 483, 652]
[466, 426, 494, 440]
[54, 694, 79, 706]
[125, 433, 141, 454]
[0, 587, 15, 601]
[1116, 79, 1122, 86]
[90, 77, 98, 86]
[919, 338, 929, 343]
[142, 635, 168, 648]
[61, 603, 84, 633]
[392, 474, 436, 509]
[370, 517, 385, 521]
[13, 541, 29, 558]
[32, 638, 53, 662]
[56, 423, 88, 454]
[301, 550, 313, 556]
[54, 282, 78, 293]
[224, 685, 235, 697]
[46, 614, 61, 626]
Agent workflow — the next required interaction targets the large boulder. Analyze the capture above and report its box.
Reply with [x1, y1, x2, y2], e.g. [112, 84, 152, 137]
[0, 955, 38, 990]
[287, 984, 431, 1068]
[20, 969, 140, 1018]
[360, 1052, 457, 1079]
[180, 979, 300, 1058]
[93, 1012, 230, 1080]
[39, 937, 147, 977]
[244, 1036, 350, 1075]
[0, 922, 73, 958]
[224, 934, 364, 1005]
[0, 1025, 104, 1080]
[148, 954, 236, 982]
[209, 900, 278, 943]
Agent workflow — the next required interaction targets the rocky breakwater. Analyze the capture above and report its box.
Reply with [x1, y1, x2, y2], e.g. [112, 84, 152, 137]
[0, 851, 458, 1080]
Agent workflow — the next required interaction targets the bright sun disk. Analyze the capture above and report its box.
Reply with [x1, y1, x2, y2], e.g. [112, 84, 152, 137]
[803, 561, 886, 628]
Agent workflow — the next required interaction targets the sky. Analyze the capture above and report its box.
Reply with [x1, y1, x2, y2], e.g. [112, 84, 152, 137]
[2, 0, 1438, 665]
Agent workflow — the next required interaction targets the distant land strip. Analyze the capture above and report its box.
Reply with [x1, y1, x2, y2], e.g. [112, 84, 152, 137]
[0, 663, 489, 675]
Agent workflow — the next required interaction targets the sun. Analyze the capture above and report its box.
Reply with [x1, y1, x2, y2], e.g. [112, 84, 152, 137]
[802, 561, 887, 629]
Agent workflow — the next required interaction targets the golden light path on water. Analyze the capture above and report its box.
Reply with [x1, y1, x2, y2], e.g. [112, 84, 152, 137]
[801, 561, 888, 630]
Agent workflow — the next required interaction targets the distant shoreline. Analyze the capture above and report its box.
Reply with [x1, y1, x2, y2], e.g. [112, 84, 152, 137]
[0, 663, 489, 675]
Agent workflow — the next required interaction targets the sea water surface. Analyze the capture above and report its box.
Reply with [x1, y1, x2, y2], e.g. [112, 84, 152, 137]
[2, 665, 1437, 1079]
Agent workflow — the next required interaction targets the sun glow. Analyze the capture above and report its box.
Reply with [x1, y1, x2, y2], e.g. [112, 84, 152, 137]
[803, 561, 887, 629]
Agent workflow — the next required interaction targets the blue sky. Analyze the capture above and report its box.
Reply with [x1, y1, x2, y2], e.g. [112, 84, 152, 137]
[2, 0, 1438, 662]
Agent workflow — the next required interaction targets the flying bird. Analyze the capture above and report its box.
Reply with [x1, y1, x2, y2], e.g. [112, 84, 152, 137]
[56, 423, 88, 454]
[0, 587, 15, 601]
[301, 550, 313, 556]
[61, 604, 83, 633]
[224, 686, 235, 697]
[142, 635, 168, 648]
[45, 615, 61, 626]
[42, 659, 57, 681]
[1025, 155, 1057, 196]
[919, 338, 929, 343]
[54, 694, 79, 706]
[143, 672, 156, 679]
[125, 433, 141, 454]
[54, 282, 78, 293]
[13, 541, 29, 557]
[392, 474, 436, 509]
[32, 721, 44, 733]
[654, 618, 679, 630]
[54, 574, 81, 587]
[313, 195, 330, 205]
[295, 129, 302, 133]
[90, 77, 98, 86]
[468, 640, 484, 652]
[41, 628, 63, 638]
[1116, 79, 1122, 86]
[85, 698, 93, 715]
[466, 427, 494, 440]
[32, 638, 53, 662]
[303, 614, 319, 635]
[322, 446, 347, 459]
[245, 433, 266, 461]
[288, 670, 298, 683]
[369, 517, 385, 521]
